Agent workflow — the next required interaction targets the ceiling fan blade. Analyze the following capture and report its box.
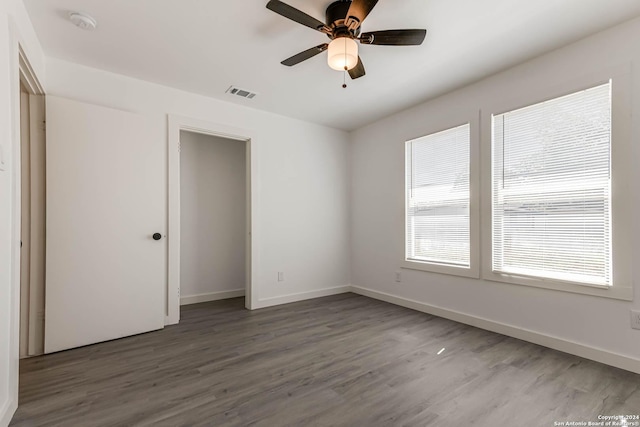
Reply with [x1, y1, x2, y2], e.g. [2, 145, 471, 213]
[266, 0, 330, 33]
[348, 57, 366, 79]
[345, 0, 379, 30]
[360, 29, 427, 46]
[281, 44, 329, 66]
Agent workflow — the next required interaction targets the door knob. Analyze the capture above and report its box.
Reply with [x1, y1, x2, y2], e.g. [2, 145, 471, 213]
[152, 233, 162, 241]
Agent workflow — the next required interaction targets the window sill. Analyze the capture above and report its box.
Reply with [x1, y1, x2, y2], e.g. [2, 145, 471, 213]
[401, 259, 480, 279]
[482, 270, 633, 301]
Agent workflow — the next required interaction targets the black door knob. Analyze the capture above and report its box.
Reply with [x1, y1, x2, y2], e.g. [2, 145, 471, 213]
[152, 233, 162, 241]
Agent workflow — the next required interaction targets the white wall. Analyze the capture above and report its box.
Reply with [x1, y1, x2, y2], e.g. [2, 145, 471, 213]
[44, 57, 351, 309]
[180, 131, 246, 302]
[0, 0, 44, 425]
[350, 17, 640, 367]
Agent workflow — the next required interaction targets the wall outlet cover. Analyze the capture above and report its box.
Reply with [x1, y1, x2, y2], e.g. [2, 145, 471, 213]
[631, 310, 640, 330]
[0, 144, 6, 171]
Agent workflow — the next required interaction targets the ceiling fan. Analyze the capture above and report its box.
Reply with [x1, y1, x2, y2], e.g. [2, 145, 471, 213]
[266, 0, 427, 83]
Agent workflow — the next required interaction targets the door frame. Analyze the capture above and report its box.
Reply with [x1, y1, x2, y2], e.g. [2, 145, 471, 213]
[167, 115, 260, 324]
[7, 19, 45, 423]
[18, 65, 46, 359]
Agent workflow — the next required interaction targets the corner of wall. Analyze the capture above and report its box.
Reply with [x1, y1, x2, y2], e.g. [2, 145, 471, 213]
[0, 396, 17, 427]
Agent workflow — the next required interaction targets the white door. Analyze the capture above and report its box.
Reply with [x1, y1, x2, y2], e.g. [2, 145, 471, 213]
[45, 96, 166, 353]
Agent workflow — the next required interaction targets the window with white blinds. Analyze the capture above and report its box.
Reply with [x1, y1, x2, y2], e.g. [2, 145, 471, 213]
[492, 82, 612, 287]
[406, 124, 470, 267]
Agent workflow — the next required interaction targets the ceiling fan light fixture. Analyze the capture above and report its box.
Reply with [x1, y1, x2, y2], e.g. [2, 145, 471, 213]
[266, 0, 426, 81]
[327, 37, 358, 71]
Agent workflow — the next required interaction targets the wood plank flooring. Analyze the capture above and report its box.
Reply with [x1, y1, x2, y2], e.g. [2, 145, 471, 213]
[10, 293, 640, 426]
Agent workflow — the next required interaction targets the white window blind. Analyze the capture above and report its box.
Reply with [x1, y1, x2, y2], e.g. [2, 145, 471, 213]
[492, 82, 612, 286]
[406, 124, 470, 267]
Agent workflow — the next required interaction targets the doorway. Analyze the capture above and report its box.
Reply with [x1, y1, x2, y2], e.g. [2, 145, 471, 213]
[167, 116, 258, 324]
[18, 56, 46, 359]
[179, 131, 247, 309]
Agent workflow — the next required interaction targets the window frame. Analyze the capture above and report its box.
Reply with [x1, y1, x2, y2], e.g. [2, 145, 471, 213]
[402, 115, 480, 279]
[480, 66, 633, 301]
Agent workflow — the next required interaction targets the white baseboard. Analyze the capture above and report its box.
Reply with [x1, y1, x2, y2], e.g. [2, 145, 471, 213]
[0, 396, 17, 427]
[180, 289, 245, 306]
[254, 285, 351, 309]
[350, 285, 640, 375]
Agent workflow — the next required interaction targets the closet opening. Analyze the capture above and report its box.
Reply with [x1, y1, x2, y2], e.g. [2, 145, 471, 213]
[178, 130, 249, 315]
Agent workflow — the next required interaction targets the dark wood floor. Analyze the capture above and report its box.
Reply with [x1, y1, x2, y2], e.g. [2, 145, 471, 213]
[10, 293, 640, 426]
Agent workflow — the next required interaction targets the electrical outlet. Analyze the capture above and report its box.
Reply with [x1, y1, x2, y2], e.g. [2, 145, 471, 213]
[0, 144, 6, 171]
[395, 272, 402, 283]
[631, 310, 640, 330]
[278, 272, 284, 282]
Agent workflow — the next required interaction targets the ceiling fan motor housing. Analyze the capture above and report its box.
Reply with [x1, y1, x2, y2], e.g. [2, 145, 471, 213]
[326, 0, 359, 38]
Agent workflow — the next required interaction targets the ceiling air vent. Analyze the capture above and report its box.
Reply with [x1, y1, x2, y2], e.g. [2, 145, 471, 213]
[226, 86, 258, 100]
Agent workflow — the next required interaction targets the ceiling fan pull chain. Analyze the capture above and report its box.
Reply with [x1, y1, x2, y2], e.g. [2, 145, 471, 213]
[342, 38, 348, 88]
[344, 37, 348, 68]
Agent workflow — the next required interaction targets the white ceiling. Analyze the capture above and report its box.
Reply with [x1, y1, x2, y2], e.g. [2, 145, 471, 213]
[24, 0, 640, 131]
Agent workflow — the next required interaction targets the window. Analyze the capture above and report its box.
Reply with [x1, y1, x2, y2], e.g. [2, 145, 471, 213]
[492, 82, 612, 287]
[405, 124, 471, 271]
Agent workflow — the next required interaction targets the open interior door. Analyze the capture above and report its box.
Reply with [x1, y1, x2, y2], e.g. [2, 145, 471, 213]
[45, 96, 166, 353]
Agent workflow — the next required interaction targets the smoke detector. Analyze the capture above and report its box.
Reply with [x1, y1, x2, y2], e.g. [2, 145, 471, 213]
[69, 12, 97, 31]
